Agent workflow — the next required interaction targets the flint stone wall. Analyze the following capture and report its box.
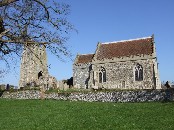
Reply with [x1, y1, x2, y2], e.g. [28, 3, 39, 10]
[73, 63, 92, 89]
[74, 58, 160, 90]
[1, 90, 41, 99]
[1, 90, 173, 102]
[93, 59, 156, 89]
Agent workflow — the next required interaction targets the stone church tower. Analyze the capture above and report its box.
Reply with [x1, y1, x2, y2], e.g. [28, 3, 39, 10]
[19, 43, 57, 89]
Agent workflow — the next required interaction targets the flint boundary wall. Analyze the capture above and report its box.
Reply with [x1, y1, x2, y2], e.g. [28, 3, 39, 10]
[1, 89, 173, 102]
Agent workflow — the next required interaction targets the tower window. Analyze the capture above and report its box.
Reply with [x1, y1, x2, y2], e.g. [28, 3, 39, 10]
[38, 71, 43, 79]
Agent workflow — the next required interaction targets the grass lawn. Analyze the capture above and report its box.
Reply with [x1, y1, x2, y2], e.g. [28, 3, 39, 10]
[0, 99, 174, 130]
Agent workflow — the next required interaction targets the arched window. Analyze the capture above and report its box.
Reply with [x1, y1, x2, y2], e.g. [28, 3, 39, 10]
[135, 64, 143, 81]
[103, 70, 106, 82]
[38, 71, 43, 79]
[99, 72, 102, 83]
[99, 67, 106, 83]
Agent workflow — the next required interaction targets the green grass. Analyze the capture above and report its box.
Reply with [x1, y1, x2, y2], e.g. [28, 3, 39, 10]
[0, 99, 174, 130]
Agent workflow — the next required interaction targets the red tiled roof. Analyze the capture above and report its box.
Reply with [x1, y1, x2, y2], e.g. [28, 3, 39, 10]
[96, 37, 153, 60]
[76, 54, 94, 64]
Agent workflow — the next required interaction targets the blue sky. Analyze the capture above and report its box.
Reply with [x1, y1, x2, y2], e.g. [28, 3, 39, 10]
[1, 0, 174, 86]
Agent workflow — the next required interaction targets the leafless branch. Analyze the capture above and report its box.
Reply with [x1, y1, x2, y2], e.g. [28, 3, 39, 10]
[0, 0, 19, 7]
[0, 0, 75, 76]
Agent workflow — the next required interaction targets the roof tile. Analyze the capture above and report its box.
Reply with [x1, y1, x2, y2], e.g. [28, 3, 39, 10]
[96, 37, 153, 60]
[76, 54, 94, 64]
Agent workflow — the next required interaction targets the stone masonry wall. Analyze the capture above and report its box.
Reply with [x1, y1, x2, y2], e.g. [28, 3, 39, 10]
[92, 59, 156, 89]
[19, 44, 49, 88]
[1, 90, 173, 102]
[73, 63, 92, 89]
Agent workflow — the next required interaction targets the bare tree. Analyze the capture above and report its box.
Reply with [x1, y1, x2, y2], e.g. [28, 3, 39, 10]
[0, 0, 74, 58]
[0, 0, 19, 7]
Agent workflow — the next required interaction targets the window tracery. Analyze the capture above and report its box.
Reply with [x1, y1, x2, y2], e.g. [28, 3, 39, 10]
[135, 64, 143, 81]
[99, 67, 106, 83]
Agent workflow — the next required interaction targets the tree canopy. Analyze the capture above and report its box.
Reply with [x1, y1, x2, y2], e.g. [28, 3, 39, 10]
[0, 0, 74, 59]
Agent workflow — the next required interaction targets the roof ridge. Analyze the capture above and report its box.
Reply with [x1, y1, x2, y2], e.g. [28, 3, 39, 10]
[78, 53, 94, 56]
[101, 36, 152, 44]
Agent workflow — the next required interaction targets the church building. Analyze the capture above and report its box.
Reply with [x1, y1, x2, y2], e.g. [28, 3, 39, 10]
[73, 35, 161, 89]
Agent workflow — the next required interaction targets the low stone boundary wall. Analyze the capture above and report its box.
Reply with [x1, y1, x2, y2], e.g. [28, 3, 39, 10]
[1, 90, 173, 102]
[1, 90, 41, 99]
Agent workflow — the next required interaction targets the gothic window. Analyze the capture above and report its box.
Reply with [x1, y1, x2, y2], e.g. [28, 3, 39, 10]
[98, 67, 106, 83]
[103, 70, 106, 82]
[135, 64, 143, 81]
[99, 72, 102, 83]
